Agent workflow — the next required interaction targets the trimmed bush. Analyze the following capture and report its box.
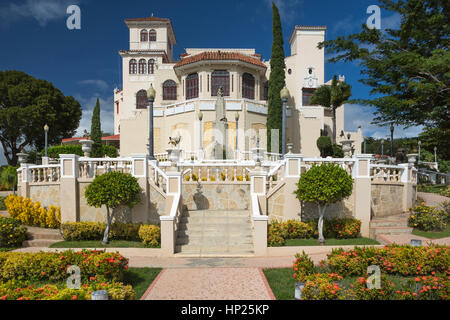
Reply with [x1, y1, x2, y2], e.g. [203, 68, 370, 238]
[316, 136, 333, 158]
[138, 225, 161, 248]
[0, 250, 128, 282]
[307, 218, 361, 239]
[43, 145, 118, 159]
[292, 251, 316, 282]
[267, 221, 288, 247]
[0, 217, 27, 248]
[408, 204, 447, 231]
[285, 220, 314, 239]
[61, 222, 141, 241]
[4, 195, 61, 229]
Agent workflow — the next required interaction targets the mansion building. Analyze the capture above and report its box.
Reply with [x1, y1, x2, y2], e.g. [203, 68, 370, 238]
[113, 16, 362, 158]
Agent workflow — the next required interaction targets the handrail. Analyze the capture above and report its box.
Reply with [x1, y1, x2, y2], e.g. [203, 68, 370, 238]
[251, 193, 268, 221]
[160, 193, 181, 221]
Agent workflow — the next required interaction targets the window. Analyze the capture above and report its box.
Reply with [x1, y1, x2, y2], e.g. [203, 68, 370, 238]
[211, 70, 230, 96]
[136, 90, 148, 109]
[302, 88, 315, 106]
[140, 29, 148, 42]
[186, 73, 199, 100]
[129, 59, 137, 74]
[149, 29, 156, 41]
[263, 81, 269, 100]
[138, 59, 147, 74]
[163, 80, 177, 100]
[242, 73, 255, 100]
[148, 59, 155, 74]
[116, 102, 119, 114]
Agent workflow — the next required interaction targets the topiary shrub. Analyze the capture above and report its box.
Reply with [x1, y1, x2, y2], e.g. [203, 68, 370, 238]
[85, 172, 142, 244]
[44, 145, 83, 158]
[295, 163, 353, 244]
[332, 144, 344, 158]
[0, 217, 27, 248]
[138, 225, 161, 248]
[316, 136, 333, 158]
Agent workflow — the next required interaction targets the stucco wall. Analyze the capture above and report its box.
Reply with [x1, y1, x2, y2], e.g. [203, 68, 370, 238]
[149, 184, 166, 224]
[29, 184, 60, 208]
[371, 183, 404, 217]
[182, 183, 250, 211]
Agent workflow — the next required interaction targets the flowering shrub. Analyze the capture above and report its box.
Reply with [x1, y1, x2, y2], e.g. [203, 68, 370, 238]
[408, 204, 447, 231]
[0, 217, 27, 248]
[308, 218, 361, 239]
[347, 275, 396, 300]
[4, 195, 61, 229]
[302, 273, 344, 300]
[325, 245, 450, 277]
[0, 250, 128, 282]
[0, 277, 135, 300]
[267, 221, 287, 247]
[292, 251, 315, 282]
[285, 220, 314, 239]
[138, 225, 161, 248]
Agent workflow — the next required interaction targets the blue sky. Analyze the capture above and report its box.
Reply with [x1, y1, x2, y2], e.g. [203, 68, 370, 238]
[0, 0, 422, 164]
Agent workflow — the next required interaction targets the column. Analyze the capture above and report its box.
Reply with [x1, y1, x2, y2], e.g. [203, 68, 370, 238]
[353, 154, 372, 238]
[59, 154, 80, 223]
[250, 169, 268, 256]
[283, 154, 303, 220]
[131, 155, 149, 223]
[19, 164, 31, 198]
[400, 163, 414, 212]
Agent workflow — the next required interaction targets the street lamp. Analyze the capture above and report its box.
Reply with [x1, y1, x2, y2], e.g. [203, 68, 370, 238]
[147, 84, 156, 160]
[418, 140, 421, 164]
[381, 139, 385, 157]
[280, 86, 290, 156]
[434, 146, 437, 163]
[235, 112, 240, 152]
[363, 136, 367, 154]
[390, 123, 394, 158]
[198, 111, 203, 152]
[44, 124, 49, 158]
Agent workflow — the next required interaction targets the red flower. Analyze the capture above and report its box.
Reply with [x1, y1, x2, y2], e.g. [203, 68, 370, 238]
[72, 295, 77, 300]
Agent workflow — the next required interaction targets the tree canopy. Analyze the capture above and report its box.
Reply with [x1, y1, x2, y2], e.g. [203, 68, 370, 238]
[267, 2, 286, 153]
[90, 98, 102, 158]
[0, 70, 82, 165]
[319, 0, 449, 132]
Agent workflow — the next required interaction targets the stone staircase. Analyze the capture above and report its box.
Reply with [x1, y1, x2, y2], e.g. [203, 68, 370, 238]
[22, 226, 63, 247]
[369, 213, 412, 244]
[175, 210, 254, 256]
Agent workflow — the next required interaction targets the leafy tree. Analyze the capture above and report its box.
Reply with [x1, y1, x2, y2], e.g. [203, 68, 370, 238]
[332, 144, 344, 158]
[90, 98, 102, 158]
[418, 127, 450, 160]
[310, 75, 352, 143]
[317, 136, 333, 157]
[267, 2, 286, 152]
[85, 172, 142, 244]
[295, 164, 353, 244]
[319, 0, 449, 132]
[1, 166, 18, 194]
[0, 70, 82, 165]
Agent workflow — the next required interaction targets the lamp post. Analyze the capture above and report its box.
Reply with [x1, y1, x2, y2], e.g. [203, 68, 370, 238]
[235, 112, 240, 153]
[434, 146, 437, 163]
[44, 124, 49, 158]
[381, 139, 385, 157]
[390, 123, 394, 158]
[147, 84, 156, 160]
[418, 140, 421, 164]
[198, 111, 203, 151]
[280, 86, 290, 156]
[363, 136, 367, 154]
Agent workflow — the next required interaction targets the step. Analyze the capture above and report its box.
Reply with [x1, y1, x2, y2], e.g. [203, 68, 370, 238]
[183, 211, 250, 218]
[370, 227, 413, 236]
[180, 216, 250, 224]
[176, 235, 254, 246]
[178, 222, 252, 231]
[22, 239, 61, 247]
[175, 244, 254, 254]
[177, 229, 253, 238]
[375, 234, 392, 245]
[370, 220, 409, 228]
[27, 232, 63, 241]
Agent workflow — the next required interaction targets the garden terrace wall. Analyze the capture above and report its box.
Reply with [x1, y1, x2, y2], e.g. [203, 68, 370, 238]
[371, 183, 404, 217]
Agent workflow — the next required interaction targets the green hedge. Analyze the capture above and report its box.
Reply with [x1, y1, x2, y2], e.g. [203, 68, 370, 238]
[0, 217, 27, 248]
[44, 145, 117, 158]
[61, 222, 141, 241]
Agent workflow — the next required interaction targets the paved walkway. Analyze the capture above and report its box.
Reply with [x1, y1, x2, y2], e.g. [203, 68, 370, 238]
[142, 268, 275, 300]
[418, 192, 449, 207]
[378, 233, 450, 246]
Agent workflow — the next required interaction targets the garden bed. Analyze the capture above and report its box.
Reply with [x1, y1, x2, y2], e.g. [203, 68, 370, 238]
[412, 225, 450, 239]
[49, 240, 148, 248]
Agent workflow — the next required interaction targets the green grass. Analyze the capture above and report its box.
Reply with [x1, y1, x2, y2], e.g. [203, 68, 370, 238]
[0, 196, 6, 210]
[263, 268, 415, 300]
[412, 224, 450, 239]
[49, 240, 146, 248]
[283, 237, 380, 246]
[418, 184, 449, 196]
[124, 267, 162, 299]
[0, 247, 19, 252]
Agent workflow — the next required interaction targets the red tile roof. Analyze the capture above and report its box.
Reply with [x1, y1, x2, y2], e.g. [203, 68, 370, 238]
[174, 51, 267, 69]
[62, 135, 120, 143]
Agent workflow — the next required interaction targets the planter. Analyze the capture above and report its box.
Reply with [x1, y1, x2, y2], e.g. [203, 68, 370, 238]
[17, 153, 28, 164]
[295, 282, 306, 300]
[80, 139, 94, 157]
[167, 148, 181, 163]
[407, 153, 418, 164]
[251, 148, 265, 164]
[340, 140, 354, 158]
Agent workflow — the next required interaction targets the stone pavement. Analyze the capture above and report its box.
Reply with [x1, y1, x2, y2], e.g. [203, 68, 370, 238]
[142, 268, 275, 300]
[378, 233, 450, 246]
[417, 192, 449, 207]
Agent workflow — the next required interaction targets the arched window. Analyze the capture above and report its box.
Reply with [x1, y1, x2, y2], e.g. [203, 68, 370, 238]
[211, 70, 230, 96]
[186, 73, 199, 100]
[136, 90, 148, 109]
[149, 29, 156, 42]
[129, 59, 137, 74]
[163, 80, 177, 100]
[140, 29, 148, 42]
[148, 59, 155, 74]
[263, 81, 269, 100]
[242, 73, 255, 100]
[138, 59, 147, 74]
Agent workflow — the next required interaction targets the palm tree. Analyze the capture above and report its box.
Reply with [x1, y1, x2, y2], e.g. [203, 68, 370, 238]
[310, 75, 352, 143]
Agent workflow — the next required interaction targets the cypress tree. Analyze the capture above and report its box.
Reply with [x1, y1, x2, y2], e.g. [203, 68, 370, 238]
[267, 2, 286, 153]
[90, 98, 102, 157]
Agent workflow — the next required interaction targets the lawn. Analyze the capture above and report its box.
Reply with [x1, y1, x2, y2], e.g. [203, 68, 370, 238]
[263, 268, 414, 300]
[124, 267, 162, 299]
[412, 224, 450, 239]
[49, 240, 147, 248]
[283, 237, 380, 246]
[418, 184, 449, 196]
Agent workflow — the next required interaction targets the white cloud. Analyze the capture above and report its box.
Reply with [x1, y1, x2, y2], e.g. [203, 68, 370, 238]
[344, 104, 423, 139]
[265, 0, 303, 23]
[0, 0, 78, 27]
[73, 94, 115, 137]
[78, 80, 110, 91]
